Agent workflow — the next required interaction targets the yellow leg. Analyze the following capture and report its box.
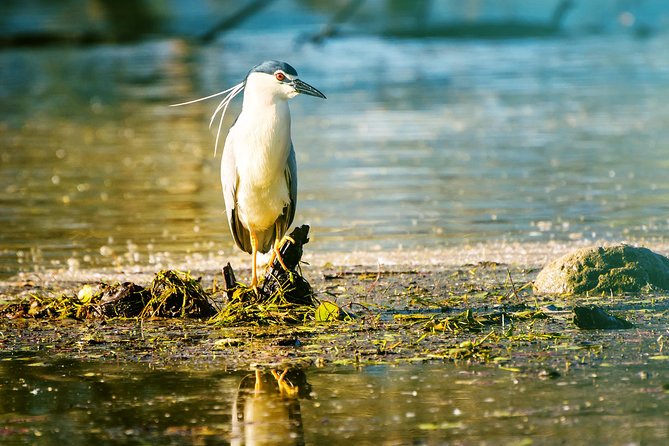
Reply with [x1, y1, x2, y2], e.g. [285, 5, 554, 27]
[268, 225, 296, 272]
[254, 369, 262, 395]
[250, 230, 259, 293]
[271, 238, 290, 271]
[271, 369, 298, 399]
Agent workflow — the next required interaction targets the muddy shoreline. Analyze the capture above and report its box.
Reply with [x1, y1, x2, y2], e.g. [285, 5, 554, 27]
[2, 251, 668, 374]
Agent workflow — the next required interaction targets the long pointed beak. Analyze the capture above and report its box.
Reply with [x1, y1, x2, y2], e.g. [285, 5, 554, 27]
[292, 79, 326, 99]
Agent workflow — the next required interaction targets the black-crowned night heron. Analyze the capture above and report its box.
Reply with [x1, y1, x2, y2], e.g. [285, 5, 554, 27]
[172, 60, 326, 291]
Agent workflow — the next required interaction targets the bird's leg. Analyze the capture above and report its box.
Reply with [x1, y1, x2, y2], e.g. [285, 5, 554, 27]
[254, 369, 263, 395]
[270, 238, 290, 272]
[250, 230, 259, 294]
[268, 224, 296, 272]
[271, 369, 298, 399]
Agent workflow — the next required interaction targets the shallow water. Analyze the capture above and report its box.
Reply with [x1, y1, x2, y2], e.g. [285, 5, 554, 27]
[2, 30, 669, 277]
[1, 354, 667, 445]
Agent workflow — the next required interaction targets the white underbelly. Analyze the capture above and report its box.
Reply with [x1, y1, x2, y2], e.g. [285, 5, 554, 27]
[237, 178, 289, 231]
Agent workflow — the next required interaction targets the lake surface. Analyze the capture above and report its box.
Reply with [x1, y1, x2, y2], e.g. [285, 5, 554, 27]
[2, 30, 669, 278]
[2, 353, 667, 445]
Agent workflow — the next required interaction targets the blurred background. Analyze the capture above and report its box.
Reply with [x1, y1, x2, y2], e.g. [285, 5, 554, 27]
[1, 0, 668, 278]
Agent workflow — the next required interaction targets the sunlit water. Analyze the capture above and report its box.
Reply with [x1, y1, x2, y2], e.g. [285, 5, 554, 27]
[1, 354, 667, 445]
[2, 32, 669, 278]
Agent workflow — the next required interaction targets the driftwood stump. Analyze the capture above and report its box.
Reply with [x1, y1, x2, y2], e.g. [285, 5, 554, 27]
[223, 225, 314, 305]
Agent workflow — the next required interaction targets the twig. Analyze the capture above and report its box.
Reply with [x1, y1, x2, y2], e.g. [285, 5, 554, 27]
[299, 0, 366, 46]
[222, 263, 238, 300]
[506, 268, 519, 300]
[365, 261, 381, 294]
[200, 0, 277, 44]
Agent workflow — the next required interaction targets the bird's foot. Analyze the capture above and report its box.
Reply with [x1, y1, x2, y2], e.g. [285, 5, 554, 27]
[250, 253, 261, 295]
[268, 235, 296, 272]
[247, 262, 261, 296]
[250, 278, 259, 296]
[271, 369, 299, 399]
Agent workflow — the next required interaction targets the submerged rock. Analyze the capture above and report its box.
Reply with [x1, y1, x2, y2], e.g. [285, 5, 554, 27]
[573, 305, 634, 329]
[534, 244, 669, 295]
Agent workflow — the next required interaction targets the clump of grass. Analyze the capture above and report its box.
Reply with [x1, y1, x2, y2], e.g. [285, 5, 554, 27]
[210, 282, 315, 326]
[441, 332, 496, 361]
[1, 270, 217, 320]
[1, 292, 86, 319]
[427, 309, 485, 332]
[141, 270, 217, 318]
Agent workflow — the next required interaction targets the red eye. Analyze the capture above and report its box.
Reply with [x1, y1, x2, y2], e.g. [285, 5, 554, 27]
[275, 72, 285, 81]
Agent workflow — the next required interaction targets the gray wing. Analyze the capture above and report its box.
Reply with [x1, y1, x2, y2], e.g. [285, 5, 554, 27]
[221, 134, 253, 254]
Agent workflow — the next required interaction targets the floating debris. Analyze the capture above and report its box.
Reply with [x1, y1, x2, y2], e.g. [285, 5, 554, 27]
[314, 301, 342, 322]
[428, 309, 484, 332]
[1, 293, 78, 319]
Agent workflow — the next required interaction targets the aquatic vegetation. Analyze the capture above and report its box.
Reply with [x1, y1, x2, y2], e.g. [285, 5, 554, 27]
[0, 269, 217, 320]
[209, 283, 315, 326]
[314, 300, 344, 322]
[0, 264, 318, 326]
[142, 269, 218, 318]
[0, 291, 86, 319]
[428, 309, 484, 332]
[1, 263, 667, 374]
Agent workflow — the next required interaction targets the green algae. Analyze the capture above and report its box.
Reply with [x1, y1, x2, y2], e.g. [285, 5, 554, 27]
[535, 244, 669, 295]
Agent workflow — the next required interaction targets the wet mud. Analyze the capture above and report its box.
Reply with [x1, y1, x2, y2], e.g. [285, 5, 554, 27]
[2, 261, 668, 375]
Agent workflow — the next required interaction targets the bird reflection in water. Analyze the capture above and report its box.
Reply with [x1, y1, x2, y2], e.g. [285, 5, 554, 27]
[231, 368, 311, 446]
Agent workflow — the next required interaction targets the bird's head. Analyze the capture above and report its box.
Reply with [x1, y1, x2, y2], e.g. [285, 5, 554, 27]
[245, 60, 326, 101]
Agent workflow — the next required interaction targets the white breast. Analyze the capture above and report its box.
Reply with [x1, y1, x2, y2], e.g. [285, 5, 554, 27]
[228, 99, 292, 232]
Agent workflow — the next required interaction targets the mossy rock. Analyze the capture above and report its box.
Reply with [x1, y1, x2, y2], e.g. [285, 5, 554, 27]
[534, 244, 669, 295]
